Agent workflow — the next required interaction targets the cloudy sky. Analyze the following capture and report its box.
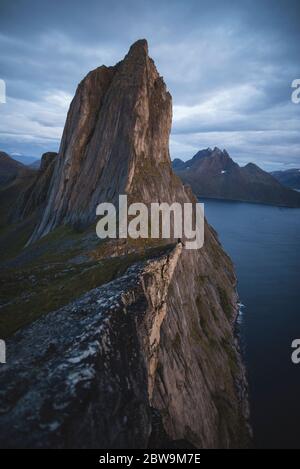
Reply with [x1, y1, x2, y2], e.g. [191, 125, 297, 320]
[0, 0, 299, 170]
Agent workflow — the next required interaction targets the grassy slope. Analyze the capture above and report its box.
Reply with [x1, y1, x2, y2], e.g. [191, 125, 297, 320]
[0, 214, 173, 337]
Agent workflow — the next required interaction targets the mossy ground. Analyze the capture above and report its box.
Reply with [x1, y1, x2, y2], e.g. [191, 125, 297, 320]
[0, 217, 174, 338]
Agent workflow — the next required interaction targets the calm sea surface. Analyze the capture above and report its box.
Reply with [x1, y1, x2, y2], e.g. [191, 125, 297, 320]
[204, 199, 300, 448]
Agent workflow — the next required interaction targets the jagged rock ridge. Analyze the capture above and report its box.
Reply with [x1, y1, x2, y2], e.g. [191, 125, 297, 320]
[0, 40, 251, 448]
[173, 147, 300, 207]
[29, 40, 175, 242]
[271, 168, 300, 190]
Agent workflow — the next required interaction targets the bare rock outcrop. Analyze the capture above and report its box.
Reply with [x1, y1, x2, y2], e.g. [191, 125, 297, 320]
[10, 152, 58, 224]
[29, 40, 175, 242]
[0, 40, 251, 448]
[0, 249, 177, 448]
[0, 242, 249, 448]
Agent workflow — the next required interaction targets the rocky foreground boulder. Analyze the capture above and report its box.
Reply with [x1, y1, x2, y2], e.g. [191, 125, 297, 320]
[0, 40, 251, 448]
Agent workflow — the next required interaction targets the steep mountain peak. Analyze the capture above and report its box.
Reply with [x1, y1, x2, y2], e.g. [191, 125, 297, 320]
[244, 162, 259, 170]
[212, 146, 223, 154]
[222, 148, 231, 158]
[244, 162, 264, 172]
[211, 147, 232, 161]
[39, 152, 57, 173]
[173, 147, 300, 207]
[172, 157, 185, 169]
[199, 147, 236, 172]
[173, 147, 236, 174]
[196, 147, 212, 156]
[191, 147, 213, 162]
[127, 38, 149, 56]
[29, 39, 173, 243]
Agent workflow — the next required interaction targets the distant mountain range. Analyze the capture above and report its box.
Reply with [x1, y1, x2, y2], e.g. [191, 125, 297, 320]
[173, 148, 300, 207]
[0, 151, 30, 186]
[29, 159, 41, 170]
[271, 168, 300, 191]
[10, 154, 40, 166]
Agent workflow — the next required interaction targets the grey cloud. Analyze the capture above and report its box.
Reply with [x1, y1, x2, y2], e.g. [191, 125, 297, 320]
[0, 0, 299, 166]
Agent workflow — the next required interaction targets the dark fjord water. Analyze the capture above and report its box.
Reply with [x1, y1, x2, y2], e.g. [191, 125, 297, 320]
[204, 199, 300, 448]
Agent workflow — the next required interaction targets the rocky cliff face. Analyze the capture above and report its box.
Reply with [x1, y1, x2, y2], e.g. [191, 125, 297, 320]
[0, 40, 251, 448]
[29, 40, 175, 242]
[173, 147, 300, 207]
[11, 151, 57, 223]
[0, 239, 249, 448]
[0, 248, 179, 448]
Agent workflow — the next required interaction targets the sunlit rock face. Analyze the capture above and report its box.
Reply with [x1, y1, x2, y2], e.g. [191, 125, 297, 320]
[29, 39, 177, 242]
